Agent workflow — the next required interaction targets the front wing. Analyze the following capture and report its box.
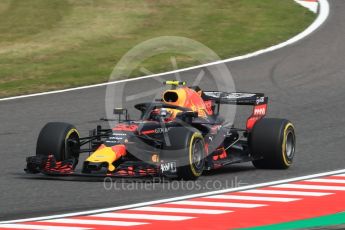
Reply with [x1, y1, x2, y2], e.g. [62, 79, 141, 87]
[25, 155, 164, 178]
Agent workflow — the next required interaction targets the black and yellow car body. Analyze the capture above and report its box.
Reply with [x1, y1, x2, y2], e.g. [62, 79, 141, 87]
[25, 81, 296, 180]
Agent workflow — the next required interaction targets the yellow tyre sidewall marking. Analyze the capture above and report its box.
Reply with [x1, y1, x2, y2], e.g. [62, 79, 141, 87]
[65, 128, 79, 141]
[189, 132, 204, 177]
[282, 123, 295, 166]
[64, 128, 79, 159]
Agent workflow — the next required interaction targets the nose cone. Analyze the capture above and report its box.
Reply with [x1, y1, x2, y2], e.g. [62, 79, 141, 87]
[86, 144, 126, 171]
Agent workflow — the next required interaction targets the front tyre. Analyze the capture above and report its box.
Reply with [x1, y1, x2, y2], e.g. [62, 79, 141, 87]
[36, 122, 80, 169]
[177, 132, 205, 180]
[162, 128, 205, 180]
[250, 118, 296, 169]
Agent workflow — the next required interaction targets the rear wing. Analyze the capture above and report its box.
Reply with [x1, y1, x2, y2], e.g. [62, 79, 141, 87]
[202, 91, 268, 130]
[202, 91, 267, 105]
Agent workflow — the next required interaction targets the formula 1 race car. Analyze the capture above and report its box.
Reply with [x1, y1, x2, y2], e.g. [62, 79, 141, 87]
[25, 81, 296, 180]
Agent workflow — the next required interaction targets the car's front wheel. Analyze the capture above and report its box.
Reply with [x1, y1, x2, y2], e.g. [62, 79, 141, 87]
[36, 122, 80, 169]
[177, 132, 205, 180]
[162, 127, 205, 180]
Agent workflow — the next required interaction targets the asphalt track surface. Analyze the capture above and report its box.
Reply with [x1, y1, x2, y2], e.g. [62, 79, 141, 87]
[0, 0, 344, 222]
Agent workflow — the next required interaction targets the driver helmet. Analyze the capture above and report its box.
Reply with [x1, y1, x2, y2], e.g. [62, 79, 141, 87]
[149, 108, 173, 121]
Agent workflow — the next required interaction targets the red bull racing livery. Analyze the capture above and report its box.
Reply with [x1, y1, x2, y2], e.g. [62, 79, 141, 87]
[25, 81, 296, 180]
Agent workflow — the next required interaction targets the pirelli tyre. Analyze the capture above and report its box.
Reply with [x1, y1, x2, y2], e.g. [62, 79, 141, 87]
[36, 122, 80, 168]
[162, 127, 205, 180]
[250, 118, 296, 169]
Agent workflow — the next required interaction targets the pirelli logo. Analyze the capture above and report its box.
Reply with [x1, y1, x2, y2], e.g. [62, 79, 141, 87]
[253, 104, 267, 116]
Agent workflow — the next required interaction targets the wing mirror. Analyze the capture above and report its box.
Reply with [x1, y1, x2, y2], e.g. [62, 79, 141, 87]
[113, 108, 129, 121]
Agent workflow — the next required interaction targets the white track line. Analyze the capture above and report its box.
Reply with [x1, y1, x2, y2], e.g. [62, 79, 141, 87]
[332, 174, 345, 177]
[0, 0, 329, 102]
[205, 195, 300, 202]
[2, 168, 344, 224]
[42, 218, 147, 226]
[305, 178, 345, 184]
[91, 213, 193, 221]
[273, 184, 345, 191]
[169, 201, 265, 208]
[0, 224, 91, 230]
[130, 207, 232, 214]
[239, 189, 332, 196]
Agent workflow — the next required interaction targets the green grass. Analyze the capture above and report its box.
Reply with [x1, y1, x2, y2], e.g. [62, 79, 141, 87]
[239, 212, 345, 230]
[0, 0, 315, 97]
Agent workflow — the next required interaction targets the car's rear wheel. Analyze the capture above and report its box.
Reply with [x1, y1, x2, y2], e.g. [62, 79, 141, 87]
[250, 118, 296, 169]
[36, 122, 80, 168]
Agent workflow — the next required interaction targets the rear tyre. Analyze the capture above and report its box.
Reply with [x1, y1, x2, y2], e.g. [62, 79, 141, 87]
[250, 118, 296, 169]
[36, 122, 80, 168]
